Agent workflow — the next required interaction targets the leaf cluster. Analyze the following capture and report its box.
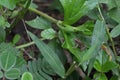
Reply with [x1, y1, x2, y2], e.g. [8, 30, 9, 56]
[0, 0, 120, 80]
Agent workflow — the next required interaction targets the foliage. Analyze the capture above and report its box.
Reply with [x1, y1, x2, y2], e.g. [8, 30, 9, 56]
[21, 72, 33, 80]
[0, 43, 21, 79]
[0, 0, 120, 80]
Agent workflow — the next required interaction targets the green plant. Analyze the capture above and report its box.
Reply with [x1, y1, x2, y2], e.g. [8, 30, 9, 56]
[21, 72, 33, 80]
[0, 0, 120, 80]
[0, 43, 21, 79]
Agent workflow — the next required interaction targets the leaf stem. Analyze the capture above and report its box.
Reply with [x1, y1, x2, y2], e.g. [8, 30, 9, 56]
[16, 41, 34, 49]
[64, 61, 76, 78]
[16, 4, 61, 49]
[28, 7, 58, 24]
[18, 3, 59, 24]
[97, 4, 117, 57]
[16, 38, 45, 49]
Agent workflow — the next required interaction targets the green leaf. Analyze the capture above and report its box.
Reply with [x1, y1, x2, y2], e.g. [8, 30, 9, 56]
[94, 73, 107, 80]
[30, 59, 53, 80]
[107, 0, 117, 10]
[0, 16, 6, 27]
[21, 72, 33, 80]
[40, 58, 56, 76]
[109, 8, 120, 23]
[87, 8, 100, 20]
[110, 76, 118, 80]
[0, 43, 19, 55]
[76, 21, 94, 35]
[116, 56, 120, 62]
[26, 17, 51, 29]
[87, 58, 96, 76]
[41, 28, 56, 39]
[0, 52, 16, 71]
[60, 0, 97, 25]
[10, 10, 19, 19]
[91, 20, 106, 45]
[102, 61, 118, 72]
[94, 60, 102, 72]
[81, 44, 97, 63]
[0, 71, 3, 78]
[93, 50, 109, 72]
[99, 0, 108, 3]
[99, 74, 108, 80]
[28, 61, 46, 80]
[94, 57, 118, 73]
[59, 22, 94, 35]
[5, 68, 20, 79]
[108, 0, 120, 9]
[116, 1, 120, 8]
[48, 40, 66, 64]
[30, 2, 38, 9]
[12, 34, 21, 44]
[15, 56, 26, 68]
[60, 0, 85, 24]
[28, 31, 65, 78]
[0, 27, 6, 43]
[61, 31, 82, 62]
[81, 20, 106, 63]
[84, 20, 106, 75]
[0, 0, 19, 10]
[110, 24, 120, 38]
[50, 0, 63, 12]
[0, 16, 10, 28]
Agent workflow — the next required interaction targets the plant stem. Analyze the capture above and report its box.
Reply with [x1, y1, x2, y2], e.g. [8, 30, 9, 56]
[16, 4, 61, 49]
[19, 3, 59, 23]
[106, 28, 117, 56]
[28, 7, 58, 24]
[64, 61, 76, 79]
[16, 41, 34, 49]
[16, 38, 45, 49]
[97, 4, 117, 57]
[64, 61, 85, 79]
[97, 5, 105, 21]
